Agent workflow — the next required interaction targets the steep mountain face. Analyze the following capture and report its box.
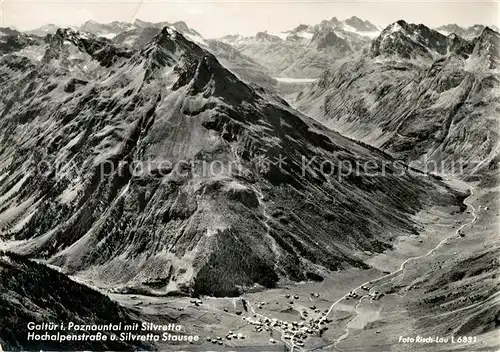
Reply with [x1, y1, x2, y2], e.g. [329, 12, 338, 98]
[0, 251, 149, 351]
[78, 19, 188, 39]
[472, 27, 500, 69]
[370, 20, 465, 61]
[285, 24, 314, 41]
[0, 26, 459, 296]
[219, 17, 376, 78]
[296, 22, 500, 174]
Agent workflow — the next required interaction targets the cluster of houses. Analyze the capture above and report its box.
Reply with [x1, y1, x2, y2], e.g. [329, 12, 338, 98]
[345, 285, 383, 301]
[206, 331, 245, 345]
[243, 313, 330, 348]
[201, 288, 388, 348]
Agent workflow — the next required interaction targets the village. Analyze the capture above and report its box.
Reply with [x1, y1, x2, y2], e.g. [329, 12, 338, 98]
[201, 287, 385, 348]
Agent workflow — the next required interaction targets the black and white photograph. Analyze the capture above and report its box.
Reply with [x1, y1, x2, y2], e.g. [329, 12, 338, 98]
[0, 0, 498, 351]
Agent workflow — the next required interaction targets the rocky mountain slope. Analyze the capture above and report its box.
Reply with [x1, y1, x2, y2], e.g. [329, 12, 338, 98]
[410, 246, 500, 337]
[296, 21, 500, 174]
[219, 17, 378, 78]
[0, 26, 461, 297]
[0, 251, 149, 351]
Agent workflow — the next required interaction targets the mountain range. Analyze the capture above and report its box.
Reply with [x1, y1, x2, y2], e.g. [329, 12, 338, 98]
[23, 20, 278, 90]
[22, 18, 498, 81]
[219, 17, 380, 77]
[436, 23, 499, 39]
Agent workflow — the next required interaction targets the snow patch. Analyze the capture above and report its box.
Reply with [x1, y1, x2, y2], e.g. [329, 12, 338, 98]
[64, 131, 85, 151]
[183, 33, 206, 46]
[59, 180, 83, 204]
[274, 77, 318, 83]
[273, 32, 290, 40]
[124, 35, 138, 47]
[293, 30, 314, 40]
[223, 180, 248, 191]
[99, 32, 117, 39]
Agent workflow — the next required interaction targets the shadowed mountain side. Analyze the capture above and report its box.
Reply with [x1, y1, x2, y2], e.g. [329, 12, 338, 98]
[0, 251, 152, 351]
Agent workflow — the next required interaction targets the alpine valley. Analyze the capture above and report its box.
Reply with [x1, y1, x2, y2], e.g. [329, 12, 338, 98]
[0, 15, 498, 351]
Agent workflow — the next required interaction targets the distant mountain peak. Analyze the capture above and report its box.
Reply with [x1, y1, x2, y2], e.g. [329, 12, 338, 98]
[110, 20, 127, 26]
[133, 19, 152, 27]
[437, 23, 461, 32]
[172, 21, 189, 31]
[26, 23, 59, 36]
[290, 24, 311, 33]
[345, 16, 379, 32]
[142, 26, 184, 54]
[372, 21, 449, 60]
[395, 19, 408, 27]
[255, 31, 282, 42]
[0, 27, 21, 36]
[83, 19, 99, 25]
[311, 27, 351, 53]
[480, 26, 500, 37]
[329, 17, 340, 25]
[50, 27, 86, 45]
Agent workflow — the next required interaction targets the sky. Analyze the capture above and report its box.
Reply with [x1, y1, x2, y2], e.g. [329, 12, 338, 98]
[1, 0, 499, 38]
